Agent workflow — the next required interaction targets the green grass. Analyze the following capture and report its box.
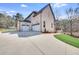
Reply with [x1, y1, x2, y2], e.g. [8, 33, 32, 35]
[0, 28, 6, 32]
[54, 34, 79, 48]
[0, 28, 16, 32]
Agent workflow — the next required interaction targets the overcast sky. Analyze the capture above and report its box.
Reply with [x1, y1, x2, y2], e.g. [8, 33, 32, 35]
[0, 3, 78, 19]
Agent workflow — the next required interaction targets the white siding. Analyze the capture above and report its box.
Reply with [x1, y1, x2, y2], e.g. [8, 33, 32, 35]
[31, 13, 41, 31]
[19, 4, 55, 32]
[41, 5, 55, 32]
[31, 14, 40, 24]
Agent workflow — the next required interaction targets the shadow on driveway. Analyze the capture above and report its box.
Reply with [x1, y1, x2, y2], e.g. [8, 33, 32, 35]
[2, 31, 42, 38]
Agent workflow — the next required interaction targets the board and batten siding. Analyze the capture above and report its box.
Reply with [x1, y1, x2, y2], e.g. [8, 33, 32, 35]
[18, 4, 56, 32]
[31, 13, 41, 31]
[41, 5, 55, 32]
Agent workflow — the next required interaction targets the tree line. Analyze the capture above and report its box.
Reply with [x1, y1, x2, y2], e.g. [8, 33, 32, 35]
[56, 4, 79, 37]
[0, 13, 24, 29]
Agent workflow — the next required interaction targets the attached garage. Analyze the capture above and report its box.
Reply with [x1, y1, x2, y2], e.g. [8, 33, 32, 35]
[32, 25, 40, 31]
[19, 22, 30, 32]
[20, 25, 29, 31]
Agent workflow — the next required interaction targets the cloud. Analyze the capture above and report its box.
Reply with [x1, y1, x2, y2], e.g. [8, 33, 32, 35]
[6, 11, 10, 14]
[59, 15, 68, 19]
[50, 4, 54, 7]
[0, 10, 15, 13]
[0, 8, 15, 13]
[21, 4, 27, 8]
[5, 10, 16, 16]
[53, 3, 67, 8]
[10, 11, 15, 13]
[0, 9, 2, 10]
[0, 9, 5, 12]
[0, 9, 16, 16]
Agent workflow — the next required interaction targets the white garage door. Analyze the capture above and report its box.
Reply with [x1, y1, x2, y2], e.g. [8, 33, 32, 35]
[32, 25, 40, 31]
[20, 26, 29, 31]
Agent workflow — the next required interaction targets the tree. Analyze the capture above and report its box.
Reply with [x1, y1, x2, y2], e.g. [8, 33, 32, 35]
[60, 19, 69, 32]
[15, 13, 24, 21]
[75, 7, 79, 20]
[0, 13, 15, 28]
[66, 8, 74, 35]
[6, 15, 15, 28]
[73, 5, 79, 32]
[14, 13, 24, 29]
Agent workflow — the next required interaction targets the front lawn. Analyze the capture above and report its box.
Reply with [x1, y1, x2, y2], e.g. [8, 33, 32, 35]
[0, 28, 6, 32]
[0, 28, 16, 32]
[54, 34, 79, 48]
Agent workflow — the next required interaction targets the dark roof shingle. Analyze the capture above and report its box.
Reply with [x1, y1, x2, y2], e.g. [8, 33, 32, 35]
[24, 4, 55, 22]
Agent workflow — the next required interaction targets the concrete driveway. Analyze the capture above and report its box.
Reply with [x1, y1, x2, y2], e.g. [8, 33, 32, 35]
[0, 32, 79, 55]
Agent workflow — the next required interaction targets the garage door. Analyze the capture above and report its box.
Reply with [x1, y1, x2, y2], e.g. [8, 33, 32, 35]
[32, 25, 40, 31]
[20, 25, 29, 31]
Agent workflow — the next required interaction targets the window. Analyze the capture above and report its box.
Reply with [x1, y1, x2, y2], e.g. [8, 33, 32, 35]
[51, 23, 53, 28]
[43, 21, 45, 27]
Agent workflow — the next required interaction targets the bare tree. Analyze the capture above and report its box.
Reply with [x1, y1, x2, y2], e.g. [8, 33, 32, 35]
[66, 8, 74, 36]
[75, 7, 79, 20]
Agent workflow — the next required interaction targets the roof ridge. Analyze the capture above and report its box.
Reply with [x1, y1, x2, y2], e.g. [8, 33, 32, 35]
[24, 3, 51, 21]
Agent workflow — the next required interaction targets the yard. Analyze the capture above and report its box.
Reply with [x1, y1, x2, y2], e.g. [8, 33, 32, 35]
[0, 28, 16, 32]
[0, 28, 6, 32]
[54, 34, 79, 48]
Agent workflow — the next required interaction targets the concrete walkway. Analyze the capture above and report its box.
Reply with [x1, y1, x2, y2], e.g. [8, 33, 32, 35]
[0, 32, 79, 55]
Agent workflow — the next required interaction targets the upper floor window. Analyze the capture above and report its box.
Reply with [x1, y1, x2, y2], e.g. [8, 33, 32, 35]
[51, 23, 53, 28]
[43, 21, 45, 27]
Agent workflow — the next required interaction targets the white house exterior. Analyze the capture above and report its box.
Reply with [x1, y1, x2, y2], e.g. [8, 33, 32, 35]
[17, 4, 56, 33]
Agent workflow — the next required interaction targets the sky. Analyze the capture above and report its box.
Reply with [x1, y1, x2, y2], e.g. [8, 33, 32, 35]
[0, 3, 78, 19]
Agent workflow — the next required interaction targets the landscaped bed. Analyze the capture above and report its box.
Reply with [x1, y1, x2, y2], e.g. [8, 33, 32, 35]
[54, 34, 79, 48]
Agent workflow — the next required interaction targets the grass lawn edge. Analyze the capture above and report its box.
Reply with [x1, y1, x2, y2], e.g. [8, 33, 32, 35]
[54, 34, 79, 48]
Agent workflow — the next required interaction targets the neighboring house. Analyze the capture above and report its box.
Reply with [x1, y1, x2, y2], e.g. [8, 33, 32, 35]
[17, 4, 56, 33]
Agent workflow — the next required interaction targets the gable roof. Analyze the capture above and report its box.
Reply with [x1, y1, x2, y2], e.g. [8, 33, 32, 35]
[24, 3, 55, 22]
[33, 4, 50, 17]
[24, 11, 37, 21]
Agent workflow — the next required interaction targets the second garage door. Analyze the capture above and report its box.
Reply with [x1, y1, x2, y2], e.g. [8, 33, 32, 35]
[32, 25, 40, 31]
[20, 25, 29, 31]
